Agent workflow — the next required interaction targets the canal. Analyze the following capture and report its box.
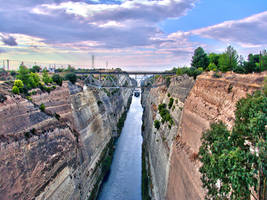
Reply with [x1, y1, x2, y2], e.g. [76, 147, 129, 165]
[98, 94, 143, 200]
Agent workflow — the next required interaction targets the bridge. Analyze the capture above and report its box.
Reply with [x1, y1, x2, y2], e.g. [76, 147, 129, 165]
[75, 71, 176, 75]
[76, 70, 175, 89]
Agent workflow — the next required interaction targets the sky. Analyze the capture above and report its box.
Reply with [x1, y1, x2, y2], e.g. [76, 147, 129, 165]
[0, 0, 266, 71]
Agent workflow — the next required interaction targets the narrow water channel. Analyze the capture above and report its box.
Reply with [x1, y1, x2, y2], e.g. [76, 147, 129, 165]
[98, 94, 143, 200]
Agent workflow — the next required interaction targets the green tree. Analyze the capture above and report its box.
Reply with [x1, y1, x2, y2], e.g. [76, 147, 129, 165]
[168, 97, 174, 109]
[39, 103, 45, 112]
[199, 91, 267, 199]
[208, 63, 217, 71]
[208, 53, 220, 66]
[154, 120, 160, 130]
[65, 73, 77, 84]
[52, 74, 63, 86]
[30, 65, 41, 73]
[16, 65, 30, 87]
[191, 47, 209, 70]
[218, 46, 238, 72]
[14, 79, 24, 89]
[12, 86, 20, 94]
[42, 70, 52, 85]
[65, 65, 75, 72]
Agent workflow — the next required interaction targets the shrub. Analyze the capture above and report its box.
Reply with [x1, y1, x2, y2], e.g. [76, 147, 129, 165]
[31, 65, 41, 73]
[64, 73, 77, 84]
[97, 100, 103, 106]
[55, 113, 60, 120]
[0, 93, 7, 103]
[10, 70, 17, 76]
[16, 65, 30, 87]
[30, 72, 40, 86]
[42, 70, 52, 85]
[213, 71, 222, 78]
[208, 63, 217, 71]
[14, 79, 24, 89]
[52, 74, 63, 86]
[168, 98, 174, 109]
[158, 103, 174, 126]
[39, 103, 45, 112]
[167, 93, 170, 97]
[12, 86, 20, 94]
[166, 77, 171, 87]
[154, 120, 160, 130]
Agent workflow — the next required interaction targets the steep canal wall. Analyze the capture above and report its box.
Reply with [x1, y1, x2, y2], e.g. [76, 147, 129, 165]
[0, 76, 133, 200]
[141, 72, 266, 200]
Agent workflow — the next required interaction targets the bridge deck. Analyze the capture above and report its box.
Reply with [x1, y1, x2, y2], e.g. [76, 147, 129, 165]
[75, 71, 175, 75]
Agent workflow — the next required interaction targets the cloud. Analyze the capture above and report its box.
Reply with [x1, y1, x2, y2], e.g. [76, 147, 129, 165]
[0, 34, 18, 46]
[0, 0, 197, 49]
[0, 48, 6, 54]
[191, 11, 267, 47]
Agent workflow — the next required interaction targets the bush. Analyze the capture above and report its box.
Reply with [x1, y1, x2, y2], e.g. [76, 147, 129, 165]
[52, 74, 63, 86]
[166, 77, 171, 87]
[154, 120, 160, 130]
[55, 113, 60, 120]
[42, 70, 52, 85]
[208, 63, 217, 71]
[168, 98, 174, 109]
[39, 103, 45, 112]
[64, 73, 77, 84]
[14, 79, 24, 89]
[31, 65, 41, 73]
[12, 86, 20, 94]
[97, 100, 103, 106]
[167, 93, 170, 97]
[10, 70, 17, 76]
[158, 103, 174, 126]
[0, 93, 7, 103]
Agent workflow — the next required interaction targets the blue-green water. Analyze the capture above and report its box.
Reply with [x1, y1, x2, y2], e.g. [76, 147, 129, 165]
[98, 95, 143, 200]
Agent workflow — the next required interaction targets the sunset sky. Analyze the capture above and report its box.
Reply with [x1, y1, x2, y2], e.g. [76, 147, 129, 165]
[0, 0, 266, 70]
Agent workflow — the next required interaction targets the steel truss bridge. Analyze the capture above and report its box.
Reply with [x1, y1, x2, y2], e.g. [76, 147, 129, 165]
[75, 70, 175, 89]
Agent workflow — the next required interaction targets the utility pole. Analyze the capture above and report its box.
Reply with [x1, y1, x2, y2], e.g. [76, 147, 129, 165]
[92, 55, 95, 69]
[7, 59, 9, 71]
[106, 61, 108, 69]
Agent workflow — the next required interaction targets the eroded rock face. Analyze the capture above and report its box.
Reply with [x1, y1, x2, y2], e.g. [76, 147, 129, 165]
[142, 72, 266, 200]
[0, 77, 133, 200]
[166, 72, 266, 200]
[141, 75, 194, 200]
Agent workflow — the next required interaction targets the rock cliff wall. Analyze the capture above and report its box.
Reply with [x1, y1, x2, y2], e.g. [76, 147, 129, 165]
[141, 75, 194, 200]
[142, 72, 266, 200]
[0, 75, 133, 200]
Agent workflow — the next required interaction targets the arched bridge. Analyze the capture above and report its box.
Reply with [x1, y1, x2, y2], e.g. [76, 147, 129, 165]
[75, 70, 175, 89]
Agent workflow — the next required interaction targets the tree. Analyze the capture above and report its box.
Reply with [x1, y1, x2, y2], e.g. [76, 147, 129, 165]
[65, 65, 75, 72]
[14, 79, 24, 89]
[208, 53, 220, 66]
[42, 70, 52, 85]
[65, 73, 77, 84]
[154, 120, 160, 130]
[39, 103, 45, 112]
[12, 86, 20, 94]
[52, 74, 63, 86]
[16, 65, 30, 87]
[208, 63, 217, 71]
[191, 47, 209, 70]
[218, 46, 238, 72]
[30, 65, 41, 73]
[199, 91, 267, 199]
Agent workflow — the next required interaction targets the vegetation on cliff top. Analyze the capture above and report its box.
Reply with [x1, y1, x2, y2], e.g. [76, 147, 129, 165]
[11, 65, 64, 95]
[199, 90, 266, 199]
[172, 46, 267, 80]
